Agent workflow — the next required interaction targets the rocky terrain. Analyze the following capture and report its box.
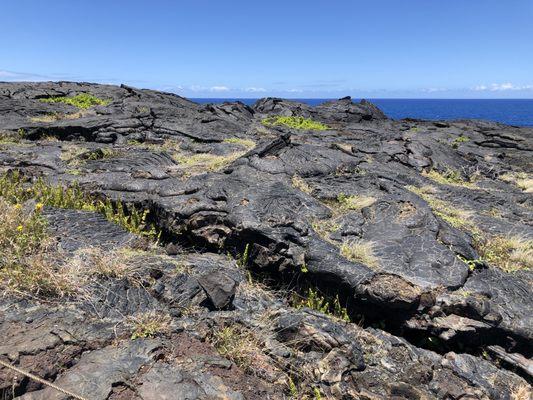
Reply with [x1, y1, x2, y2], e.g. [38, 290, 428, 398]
[0, 81, 531, 399]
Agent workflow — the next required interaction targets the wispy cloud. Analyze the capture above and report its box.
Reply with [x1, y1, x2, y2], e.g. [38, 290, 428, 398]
[244, 87, 266, 93]
[473, 83, 533, 91]
[0, 69, 50, 81]
[210, 85, 230, 92]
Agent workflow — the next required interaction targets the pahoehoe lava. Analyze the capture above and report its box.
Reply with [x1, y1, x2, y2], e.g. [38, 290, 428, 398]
[0, 82, 531, 399]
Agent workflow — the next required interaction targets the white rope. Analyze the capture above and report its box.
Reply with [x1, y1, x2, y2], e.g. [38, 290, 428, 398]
[0, 358, 88, 400]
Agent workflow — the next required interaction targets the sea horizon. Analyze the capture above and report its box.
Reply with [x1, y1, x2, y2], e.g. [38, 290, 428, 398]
[191, 98, 533, 127]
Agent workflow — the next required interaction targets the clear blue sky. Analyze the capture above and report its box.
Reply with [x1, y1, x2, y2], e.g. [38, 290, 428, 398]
[1, 0, 532, 98]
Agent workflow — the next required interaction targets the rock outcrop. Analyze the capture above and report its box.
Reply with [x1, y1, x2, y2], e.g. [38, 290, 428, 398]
[0, 82, 531, 399]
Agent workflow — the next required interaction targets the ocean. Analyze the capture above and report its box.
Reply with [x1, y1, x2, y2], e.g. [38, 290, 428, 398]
[191, 98, 533, 127]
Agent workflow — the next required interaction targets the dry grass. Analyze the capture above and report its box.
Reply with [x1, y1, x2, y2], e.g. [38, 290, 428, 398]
[500, 172, 533, 193]
[311, 218, 340, 241]
[0, 199, 73, 297]
[172, 152, 246, 173]
[336, 193, 376, 211]
[478, 236, 532, 273]
[223, 137, 256, 150]
[510, 384, 532, 400]
[340, 239, 380, 269]
[422, 168, 476, 188]
[30, 111, 89, 123]
[210, 325, 264, 372]
[406, 185, 477, 233]
[128, 311, 172, 339]
[291, 175, 313, 194]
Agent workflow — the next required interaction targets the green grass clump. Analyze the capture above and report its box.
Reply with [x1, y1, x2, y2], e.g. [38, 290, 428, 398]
[262, 116, 328, 131]
[40, 93, 110, 109]
[452, 135, 470, 148]
[0, 172, 159, 239]
[292, 287, 350, 322]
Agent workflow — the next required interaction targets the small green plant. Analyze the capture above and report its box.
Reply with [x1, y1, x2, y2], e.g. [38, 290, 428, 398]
[262, 116, 328, 131]
[287, 376, 299, 398]
[40, 93, 111, 109]
[239, 243, 251, 267]
[452, 135, 470, 148]
[292, 288, 350, 322]
[129, 312, 172, 339]
[313, 387, 323, 400]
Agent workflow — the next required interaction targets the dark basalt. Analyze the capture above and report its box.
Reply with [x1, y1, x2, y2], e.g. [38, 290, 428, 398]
[0, 82, 531, 399]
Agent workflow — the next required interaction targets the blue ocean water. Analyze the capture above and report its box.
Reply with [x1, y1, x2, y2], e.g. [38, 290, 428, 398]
[191, 98, 533, 127]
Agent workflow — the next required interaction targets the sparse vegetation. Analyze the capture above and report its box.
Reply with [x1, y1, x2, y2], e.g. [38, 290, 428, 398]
[30, 111, 87, 123]
[0, 198, 72, 297]
[336, 193, 376, 211]
[0, 172, 159, 239]
[129, 311, 172, 339]
[478, 236, 532, 273]
[292, 287, 350, 322]
[340, 239, 380, 269]
[40, 93, 110, 109]
[500, 171, 533, 193]
[422, 168, 476, 188]
[211, 325, 263, 372]
[173, 152, 243, 173]
[223, 137, 256, 149]
[311, 218, 340, 241]
[407, 185, 478, 233]
[452, 135, 470, 148]
[510, 384, 532, 400]
[262, 116, 329, 131]
[291, 175, 313, 194]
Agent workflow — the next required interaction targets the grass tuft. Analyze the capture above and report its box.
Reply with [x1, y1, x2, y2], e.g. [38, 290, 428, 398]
[406, 185, 477, 233]
[422, 168, 476, 188]
[262, 116, 328, 131]
[211, 326, 263, 372]
[0, 199, 72, 297]
[291, 287, 350, 322]
[340, 239, 379, 269]
[500, 172, 533, 193]
[478, 236, 532, 273]
[40, 93, 110, 109]
[336, 193, 376, 211]
[129, 311, 172, 339]
[291, 175, 313, 194]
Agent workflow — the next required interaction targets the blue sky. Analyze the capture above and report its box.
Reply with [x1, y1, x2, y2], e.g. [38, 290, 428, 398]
[1, 0, 532, 98]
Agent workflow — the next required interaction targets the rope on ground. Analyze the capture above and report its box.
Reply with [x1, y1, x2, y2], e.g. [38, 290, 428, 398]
[0, 358, 88, 400]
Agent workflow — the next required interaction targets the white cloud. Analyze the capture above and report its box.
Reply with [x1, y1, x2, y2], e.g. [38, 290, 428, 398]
[244, 87, 266, 93]
[210, 85, 230, 92]
[285, 88, 303, 93]
[473, 83, 533, 91]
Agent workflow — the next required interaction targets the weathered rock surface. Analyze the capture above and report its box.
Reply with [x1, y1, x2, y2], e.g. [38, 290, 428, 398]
[0, 82, 531, 399]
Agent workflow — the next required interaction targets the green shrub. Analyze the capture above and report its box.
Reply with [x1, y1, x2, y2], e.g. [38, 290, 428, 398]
[262, 116, 328, 131]
[40, 93, 110, 109]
